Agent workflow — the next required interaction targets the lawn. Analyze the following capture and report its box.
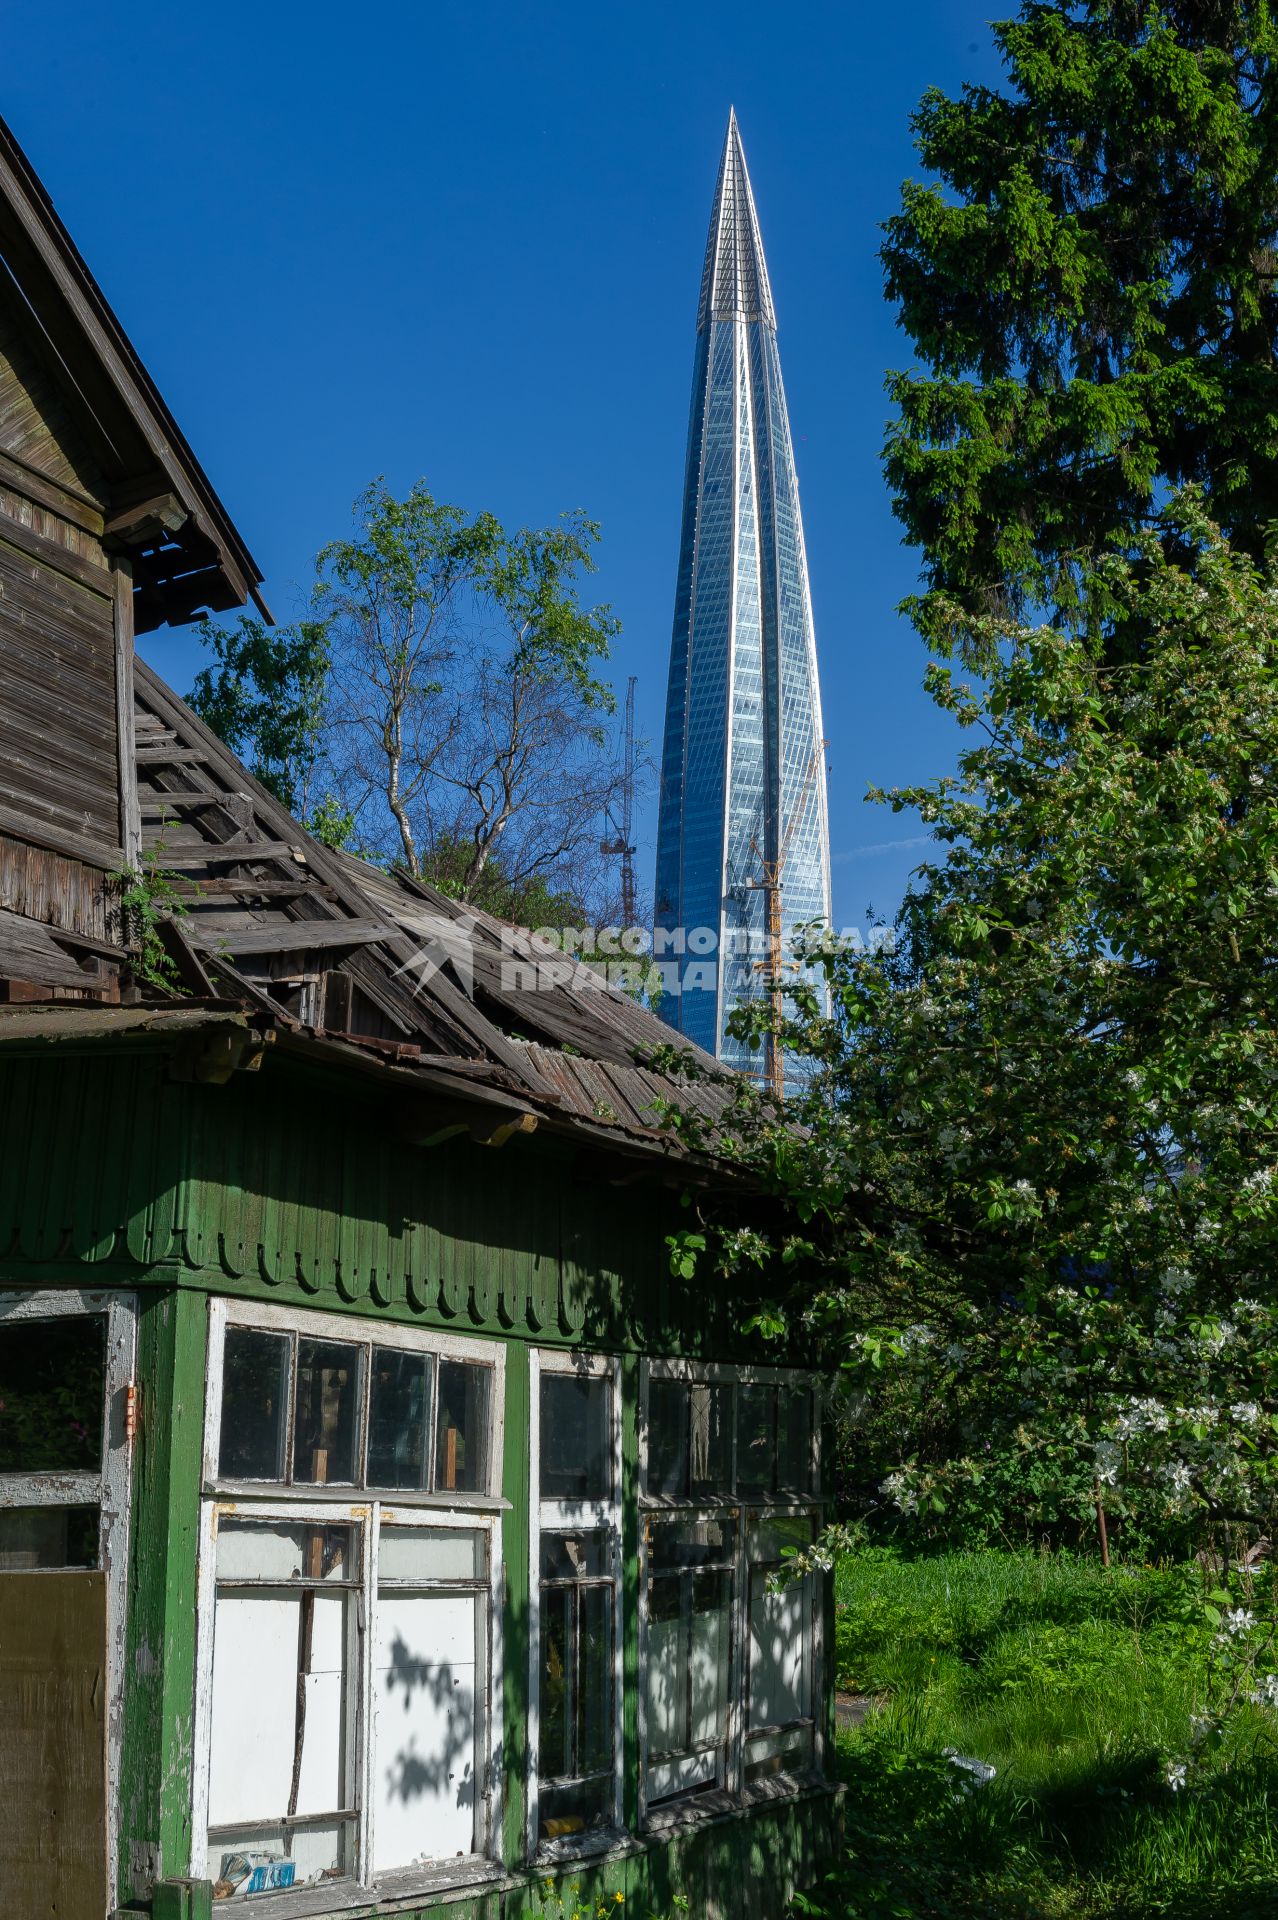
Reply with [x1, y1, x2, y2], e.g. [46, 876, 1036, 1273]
[802, 1550, 1278, 1919]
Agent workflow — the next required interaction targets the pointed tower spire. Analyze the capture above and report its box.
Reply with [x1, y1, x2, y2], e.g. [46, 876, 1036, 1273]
[696, 109, 776, 332]
[655, 115, 831, 1085]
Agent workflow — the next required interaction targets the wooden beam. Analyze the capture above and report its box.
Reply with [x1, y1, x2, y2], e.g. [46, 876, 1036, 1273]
[143, 840, 303, 869]
[135, 746, 210, 765]
[139, 792, 255, 813]
[184, 917, 395, 955]
[104, 493, 186, 546]
[113, 558, 142, 871]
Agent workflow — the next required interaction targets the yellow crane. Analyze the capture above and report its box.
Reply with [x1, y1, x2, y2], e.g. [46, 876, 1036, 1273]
[747, 738, 825, 1100]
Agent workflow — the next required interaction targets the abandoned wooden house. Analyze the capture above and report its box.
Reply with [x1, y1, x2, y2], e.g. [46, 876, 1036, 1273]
[0, 115, 840, 1920]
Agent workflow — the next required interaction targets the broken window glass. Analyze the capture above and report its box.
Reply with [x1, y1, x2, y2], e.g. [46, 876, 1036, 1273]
[0, 1313, 104, 1473]
[0, 1504, 98, 1569]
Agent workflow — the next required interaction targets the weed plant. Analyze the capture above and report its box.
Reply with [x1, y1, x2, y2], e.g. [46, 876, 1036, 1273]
[800, 1550, 1278, 1918]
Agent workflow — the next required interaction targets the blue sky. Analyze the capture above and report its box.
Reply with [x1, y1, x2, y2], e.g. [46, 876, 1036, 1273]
[7, 2, 1000, 927]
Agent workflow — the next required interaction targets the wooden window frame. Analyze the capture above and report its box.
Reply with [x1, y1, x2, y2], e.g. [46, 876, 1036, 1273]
[527, 1348, 625, 1862]
[203, 1297, 507, 1509]
[0, 1287, 137, 1913]
[636, 1358, 824, 1833]
[192, 1299, 507, 1902]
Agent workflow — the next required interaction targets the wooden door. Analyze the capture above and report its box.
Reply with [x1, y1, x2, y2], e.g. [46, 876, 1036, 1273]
[0, 1569, 108, 1920]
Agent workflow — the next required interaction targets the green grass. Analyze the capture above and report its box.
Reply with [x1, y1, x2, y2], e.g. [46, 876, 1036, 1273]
[800, 1550, 1278, 1918]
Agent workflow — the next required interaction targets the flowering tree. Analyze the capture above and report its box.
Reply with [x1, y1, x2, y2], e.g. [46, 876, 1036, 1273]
[694, 498, 1278, 1569]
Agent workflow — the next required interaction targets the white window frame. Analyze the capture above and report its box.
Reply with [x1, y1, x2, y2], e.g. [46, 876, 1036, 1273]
[203, 1297, 507, 1507]
[637, 1359, 824, 1831]
[0, 1287, 137, 1913]
[192, 1298, 507, 1900]
[527, 1347, 625, 1861]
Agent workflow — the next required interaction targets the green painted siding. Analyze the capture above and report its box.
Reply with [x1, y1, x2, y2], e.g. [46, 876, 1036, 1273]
[119, 1288, 208, 1899]
[0, 1045, 835, 1920]
[0, 1052, 783, 1364]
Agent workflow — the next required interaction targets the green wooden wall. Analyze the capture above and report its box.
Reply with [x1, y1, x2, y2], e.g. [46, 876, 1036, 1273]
[0, 1047, 777, 1360]
[0, 1044, 837, 1918]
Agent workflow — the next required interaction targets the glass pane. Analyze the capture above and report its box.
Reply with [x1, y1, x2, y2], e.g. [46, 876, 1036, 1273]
[748, 1514, 814, 1566]
[737, 1384, 777, 1497]
[647, 1379, 689, 1498]
[216, 1520, 357, 1584]
[293, 1340, 360, 1485]
[776, 1387, 813, 1494]
[540, 1373, 610, 1502]
[211, 1827, 355, 1898]
[0, 1505, 98, 1569]
[0, 1314, 104, 1472]
[744, 1724, 814, 1782]
[540, 1585, 571, 1781]
[689, 1382, 732, 1496]
[541, 1532, 610, 1581]
[379, 1525, 484, 1583]
[578, 1583, 613, 1778]
[649, 1514, 737, 1573]
[539, 1775, 613, 1840]
[368, 1348, 431, 1491]
[219, 1328, 288, 1482]
[434, 1361, 491, 1494]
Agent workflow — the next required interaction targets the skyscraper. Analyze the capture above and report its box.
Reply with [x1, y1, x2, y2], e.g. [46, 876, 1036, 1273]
[654, 111, 832, 1083]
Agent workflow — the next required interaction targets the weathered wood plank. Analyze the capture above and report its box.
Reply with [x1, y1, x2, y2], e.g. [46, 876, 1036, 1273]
[0, 501, 111, 594]
[0, 1570, 108, 1920]
[113, 559, 141, 870]
[185, 916, 394, 955]
[143, 840, 304, 868]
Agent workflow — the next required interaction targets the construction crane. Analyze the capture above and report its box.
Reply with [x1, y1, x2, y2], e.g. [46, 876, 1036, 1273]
[747, 739, 825, 1101]
[600, 676, 638, 930]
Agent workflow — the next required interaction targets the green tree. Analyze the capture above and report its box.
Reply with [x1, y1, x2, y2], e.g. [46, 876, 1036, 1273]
[188, 614, 352, 843]
[884, 1, 1278, 653]
[701, 499, 1278, 1556]
[315, 482, 625, 909]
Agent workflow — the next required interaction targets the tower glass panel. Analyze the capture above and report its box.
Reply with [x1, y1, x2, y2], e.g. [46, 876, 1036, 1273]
[654, 113, 832, 1077]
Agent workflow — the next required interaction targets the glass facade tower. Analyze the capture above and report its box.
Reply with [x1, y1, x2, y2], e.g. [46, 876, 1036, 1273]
[654, 112, 832, 1076]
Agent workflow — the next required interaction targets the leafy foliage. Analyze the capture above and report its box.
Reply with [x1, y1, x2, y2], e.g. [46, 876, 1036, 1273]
[884, 1, 1278, 653]
[188, 614, 336, 826]
[698, 499, 1278, 1560]
[315, 481, 627, 911]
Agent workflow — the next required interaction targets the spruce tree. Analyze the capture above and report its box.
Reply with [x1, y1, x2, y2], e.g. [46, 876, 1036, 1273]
[884, 1, 1278, 650]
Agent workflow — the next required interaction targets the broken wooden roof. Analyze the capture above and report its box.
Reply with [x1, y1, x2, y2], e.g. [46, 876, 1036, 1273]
[0, 652, 737, 1167]
[121, 657, 736, 1161]
[0, 113, 742, 1173]
[0, 112, 265, 630]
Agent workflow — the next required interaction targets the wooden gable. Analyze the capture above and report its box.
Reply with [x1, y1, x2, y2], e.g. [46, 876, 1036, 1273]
[0, 114, 264, 966]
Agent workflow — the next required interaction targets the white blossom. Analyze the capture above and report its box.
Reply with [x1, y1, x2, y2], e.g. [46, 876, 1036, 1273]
[1225, 1608, 1256, 1637]
[1248, 1674, 1278, 1709]
[1165, 1761, 1187, 1792]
